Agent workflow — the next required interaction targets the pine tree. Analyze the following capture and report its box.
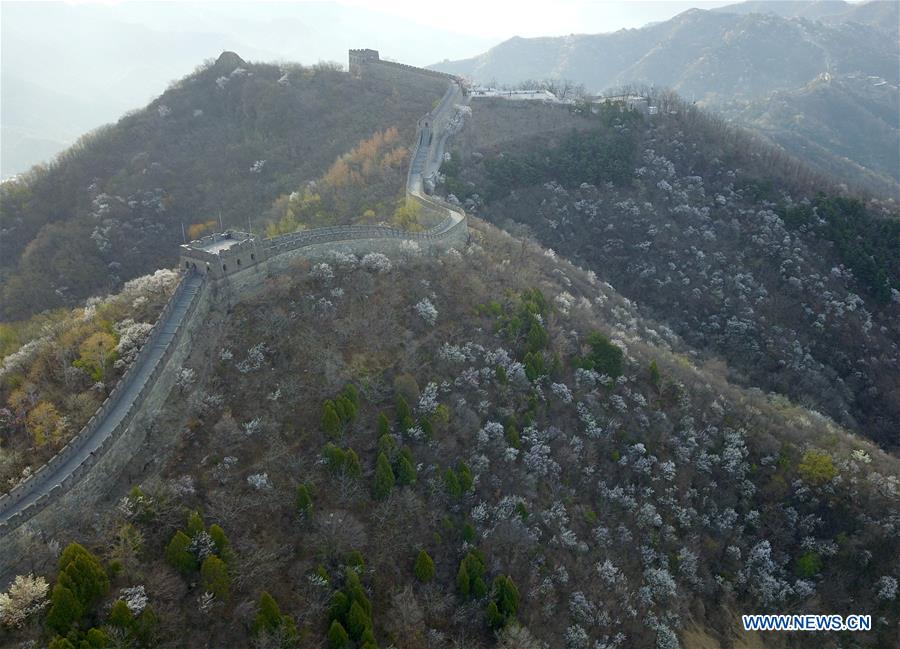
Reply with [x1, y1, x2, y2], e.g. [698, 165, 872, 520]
[395, 395, 414, 431]
[456, 562, 470, 598]
[377, 433, 397, 459]
[200, 555, 230, 601]
[414, 550, 435, 583]
[335, 395, 357, 427]
[208, 524, 232, 563]
[328, 591, 350, 624]
[57, 543, 109, 610]
[457, 462, 473, 492]
[327, 620, 350, 649]
[346, 600, 371, 640]
[186, 510, 205, 537]
[505, 423, 520, 449]
[649, 359, 661, 387]
[343, 384, 360, 407]
[376, 412, 391, 437]
[397, 449, 417, 486]
[108, 599, 133, 628]
[445, 468, 462, 499]
[526, 320, 549, 354]
[324, 443, 348, 473]
[373, 452, 396, 499]
[486, 600, 504, 629]
[343, 569, 372, 616]
[252, 591, 282, 634]
[322, 400, 341, 438]
[296, 483, 313, 516]
[344, 448, 362, 478]
[493, 575, 520, 623]
[524, 351, 544, 380]
[165, 531, 196, 574]
[46, 584, 82, 634]
[346, 551, 365, 569]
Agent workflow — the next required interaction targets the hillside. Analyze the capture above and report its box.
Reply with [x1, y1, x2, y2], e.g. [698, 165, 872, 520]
[0, 52, 447, 321]
[1, 217, 898, 648]
[436, 96, 900, 452]
[717, 72, 899, 198]
[429, 8, 900, 198]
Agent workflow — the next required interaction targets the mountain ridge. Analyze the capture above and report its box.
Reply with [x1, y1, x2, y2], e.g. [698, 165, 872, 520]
[429, 6, 900, 198]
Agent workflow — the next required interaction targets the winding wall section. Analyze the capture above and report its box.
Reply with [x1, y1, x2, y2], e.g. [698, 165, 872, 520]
[0, 55, 467, 539]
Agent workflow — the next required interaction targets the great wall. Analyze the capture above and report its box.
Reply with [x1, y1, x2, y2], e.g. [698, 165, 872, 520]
[0, 50, 468, 560]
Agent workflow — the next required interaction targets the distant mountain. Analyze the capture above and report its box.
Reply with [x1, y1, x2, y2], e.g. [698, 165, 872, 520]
[715, 0, 899, 30]
[714, 0, 852, 21]
[430, 7, 900, 196]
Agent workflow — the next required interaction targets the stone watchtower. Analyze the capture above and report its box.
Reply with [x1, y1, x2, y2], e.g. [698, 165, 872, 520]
[349, 48, 379, 76]
[179, 230, 267, 279]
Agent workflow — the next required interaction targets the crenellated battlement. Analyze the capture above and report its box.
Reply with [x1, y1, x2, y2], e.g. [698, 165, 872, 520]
[180, 230, 268, 279]
[348, 48, 460, 84]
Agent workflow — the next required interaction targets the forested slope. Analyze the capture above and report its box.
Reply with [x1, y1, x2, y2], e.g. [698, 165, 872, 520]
[0, 52, 446, 320]
[2, 219, 898, 648]
[438, 96, 900, 450]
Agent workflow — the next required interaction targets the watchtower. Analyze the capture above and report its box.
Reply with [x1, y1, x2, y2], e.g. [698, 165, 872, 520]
[179, 230, 267, 279]
[349, 48, 379, 76]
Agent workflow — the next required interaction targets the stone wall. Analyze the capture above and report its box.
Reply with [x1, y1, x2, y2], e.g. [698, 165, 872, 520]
[0, 51, 468, 571]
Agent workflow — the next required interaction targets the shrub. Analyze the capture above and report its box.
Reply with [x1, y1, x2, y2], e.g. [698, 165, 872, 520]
[576, 332, 623, 378]
[797, 450, 837, 486]
[414, 550, 435, 583]
[0, 573, 49, 628]
[795, 552, 823, 578]
[346, 551, 365, 570]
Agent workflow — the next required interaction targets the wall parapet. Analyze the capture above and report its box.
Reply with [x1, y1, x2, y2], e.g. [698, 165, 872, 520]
[0, 275, 205, 534]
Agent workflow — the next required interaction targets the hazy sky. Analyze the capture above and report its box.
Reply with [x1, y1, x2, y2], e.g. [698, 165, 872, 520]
[328, 0, 737, 42]
[0, 0, 849, 176]
[44, 1, 740, 63]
